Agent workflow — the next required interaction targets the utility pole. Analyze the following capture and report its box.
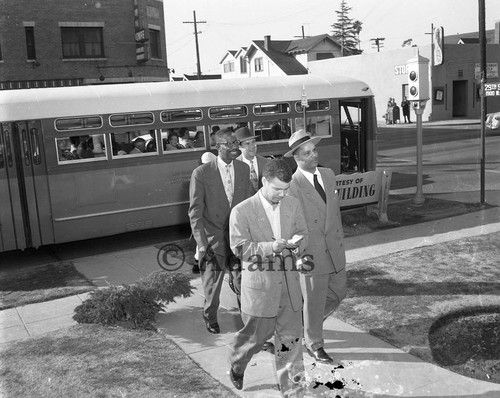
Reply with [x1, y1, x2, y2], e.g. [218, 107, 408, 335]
[479, 0, 487, 204]
[370, 38, 385, 52]
[183, 10, 206, 79]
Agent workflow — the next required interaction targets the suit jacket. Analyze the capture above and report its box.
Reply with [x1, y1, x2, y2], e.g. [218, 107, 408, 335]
[189, 159, 253, 261]
[230, 193, 308, 317]
[237, 154, 269, 194]
[288, 167, 346, 276]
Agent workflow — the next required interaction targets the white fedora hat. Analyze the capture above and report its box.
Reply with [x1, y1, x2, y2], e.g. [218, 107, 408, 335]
[283, 129, 322, 157]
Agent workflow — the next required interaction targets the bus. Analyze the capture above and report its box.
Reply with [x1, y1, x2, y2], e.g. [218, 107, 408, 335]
[0, 74, 377, 252]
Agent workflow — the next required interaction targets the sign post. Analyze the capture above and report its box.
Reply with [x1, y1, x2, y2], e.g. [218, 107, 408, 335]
[301, 85, 309, 132]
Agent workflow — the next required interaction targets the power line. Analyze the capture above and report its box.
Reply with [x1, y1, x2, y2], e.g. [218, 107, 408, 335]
[183, 10, 206, 79]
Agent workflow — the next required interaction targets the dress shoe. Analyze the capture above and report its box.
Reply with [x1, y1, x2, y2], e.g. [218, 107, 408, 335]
[202, 314, 220, 334]
[261, 341, 274, 353]
[305, 346, 334, 364]
[229, 368, 244, 390]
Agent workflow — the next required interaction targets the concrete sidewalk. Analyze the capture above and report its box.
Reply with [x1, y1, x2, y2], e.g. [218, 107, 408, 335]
[1, 195, 500, 397]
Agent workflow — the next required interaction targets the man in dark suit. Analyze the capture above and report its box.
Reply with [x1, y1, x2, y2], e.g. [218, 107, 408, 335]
[189, 128, 253, 334]
[286, 130, 347, 365]
[234, 126, 269, 194]
[228, 159, 308, 396]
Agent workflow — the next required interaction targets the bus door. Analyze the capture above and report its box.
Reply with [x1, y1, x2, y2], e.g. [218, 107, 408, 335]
[0, 121, 53, 251]
[340, 100, 367, 173]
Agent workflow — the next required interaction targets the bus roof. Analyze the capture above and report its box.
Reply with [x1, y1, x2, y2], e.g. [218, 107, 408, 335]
[0, 74, 373, 121]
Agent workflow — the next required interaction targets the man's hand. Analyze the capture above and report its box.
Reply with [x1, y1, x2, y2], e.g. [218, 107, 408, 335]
[198, 246, 207, 258]
[285, 234, 303, 249]
[272, 238, 287, 253]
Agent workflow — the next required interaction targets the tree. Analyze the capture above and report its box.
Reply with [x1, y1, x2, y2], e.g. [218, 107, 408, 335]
[331, 0, 363, 56]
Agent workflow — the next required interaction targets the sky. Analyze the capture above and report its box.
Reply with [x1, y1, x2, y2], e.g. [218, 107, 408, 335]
[163, 0, 500, 76]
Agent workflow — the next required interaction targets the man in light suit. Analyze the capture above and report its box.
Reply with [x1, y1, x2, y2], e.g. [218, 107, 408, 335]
[285, 129, 347, 365]
[235, 126, 269, 194]
[189, 128, 253, 334]
[228, 159, 308, 397]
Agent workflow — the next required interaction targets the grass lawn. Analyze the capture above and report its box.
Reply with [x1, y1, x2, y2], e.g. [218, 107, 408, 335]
[335, 230, 500, 383]
[0, 262, 95, 310]
[0, 324, 237, 398]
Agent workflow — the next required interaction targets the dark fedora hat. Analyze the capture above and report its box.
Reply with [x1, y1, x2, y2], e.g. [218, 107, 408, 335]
[234, 127, 260, 143]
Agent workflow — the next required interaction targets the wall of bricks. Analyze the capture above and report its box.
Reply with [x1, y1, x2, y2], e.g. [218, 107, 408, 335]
[0, 0, 168, 88]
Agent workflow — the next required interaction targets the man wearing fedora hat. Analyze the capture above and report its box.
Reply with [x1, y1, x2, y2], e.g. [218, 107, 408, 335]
[285, 129, 347, 365]
[234, 126, 269, 195]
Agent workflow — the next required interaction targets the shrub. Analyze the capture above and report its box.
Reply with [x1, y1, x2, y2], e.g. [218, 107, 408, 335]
[73, 271, 194, 329]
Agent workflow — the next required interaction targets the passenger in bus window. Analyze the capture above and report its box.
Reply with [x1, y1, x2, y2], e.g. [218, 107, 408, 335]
[164, 132, 182, 150]
[178, 127, 193, 149]
[145, 130, 157, 152]
[193, 131, 205, 148]
[69, 136, 79, 157]
[210, 126, 220, 147]
[129, 137, 146, 154]
[76, 135, 94, 159]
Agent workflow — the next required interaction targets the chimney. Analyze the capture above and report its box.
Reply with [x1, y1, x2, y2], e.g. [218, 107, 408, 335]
[264, 35, 271, 51]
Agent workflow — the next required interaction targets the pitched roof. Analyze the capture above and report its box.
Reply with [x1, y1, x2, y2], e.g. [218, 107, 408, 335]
[458, 38, 479, 44]
[286, 34, 341, 54]
[251, 40, 308, 75]
[444, 29, 495, 44]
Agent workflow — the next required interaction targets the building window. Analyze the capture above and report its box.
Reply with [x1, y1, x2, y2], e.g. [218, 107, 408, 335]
[223, 61, 234, 73]
[25, 27, 37, 60]
[149, 29, 161, 59]
[240, 57, 247, 73]
[254, 57, 263, 72]
[61, 27, 104, 58]
[316, 52, 333, 60]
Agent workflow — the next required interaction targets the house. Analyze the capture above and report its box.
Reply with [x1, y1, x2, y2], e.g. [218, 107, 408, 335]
[444, 24, 498, 45]
[220, 34, 345, 78]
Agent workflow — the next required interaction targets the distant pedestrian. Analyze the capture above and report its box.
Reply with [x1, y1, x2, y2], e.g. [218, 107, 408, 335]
[401, 96, 412, 123]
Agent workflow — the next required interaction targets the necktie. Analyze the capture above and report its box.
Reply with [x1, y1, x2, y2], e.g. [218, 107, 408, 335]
[313, 174, 327, 203]
[225, 164, 233, 205]
[249, 160, 259, 191]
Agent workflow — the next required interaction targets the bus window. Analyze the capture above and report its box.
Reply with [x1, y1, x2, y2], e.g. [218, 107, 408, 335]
[162, 126, 206, 152]
[111, 130, 158, 157]
[295, 100, 330, 112]
[161, 109, 202, 122]
[209, 106, 247, 119]
[109, 113, 154, 127]
[56, 134, 106, 163]
[55, 116, 102, 131]
[253, 119, 291, 142]
[295, 115, 331, 137]
[254, 103, 290, 115]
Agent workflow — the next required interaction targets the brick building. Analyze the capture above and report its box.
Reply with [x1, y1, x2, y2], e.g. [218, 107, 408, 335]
[0, 0, 168, 90]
